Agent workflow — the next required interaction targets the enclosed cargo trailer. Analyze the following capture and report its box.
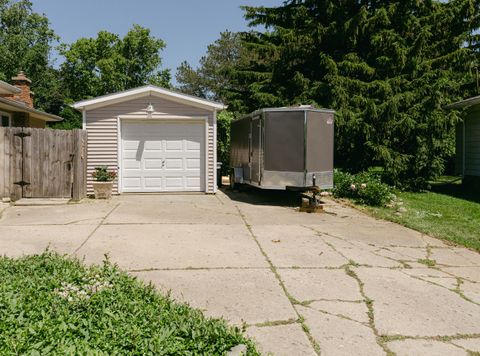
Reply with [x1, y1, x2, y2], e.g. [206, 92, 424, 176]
[229, 107, 334, 191]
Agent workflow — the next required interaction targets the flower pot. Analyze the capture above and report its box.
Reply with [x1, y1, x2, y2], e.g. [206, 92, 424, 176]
[92, 181, 114, 199]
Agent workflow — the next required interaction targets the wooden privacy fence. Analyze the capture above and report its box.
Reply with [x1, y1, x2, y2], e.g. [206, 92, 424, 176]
[0, 127, 87, 201]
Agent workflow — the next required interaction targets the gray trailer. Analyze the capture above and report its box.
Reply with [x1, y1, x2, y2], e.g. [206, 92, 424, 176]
[229, 106, 334, 191]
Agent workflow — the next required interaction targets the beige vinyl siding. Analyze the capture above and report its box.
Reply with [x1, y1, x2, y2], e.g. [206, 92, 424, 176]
[85, 95, 215, 194]
[465, 109, 480, 177]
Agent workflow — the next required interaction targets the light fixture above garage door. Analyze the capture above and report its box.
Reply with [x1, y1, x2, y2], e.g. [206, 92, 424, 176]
[143, 103, 155, 118]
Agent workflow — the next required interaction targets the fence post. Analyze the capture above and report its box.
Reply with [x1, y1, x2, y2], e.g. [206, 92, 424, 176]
[72, 129, 87, 201]
[10, 127, 23, 201]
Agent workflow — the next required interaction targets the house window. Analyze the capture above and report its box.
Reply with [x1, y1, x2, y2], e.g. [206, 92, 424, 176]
[0, 112, 11, 127]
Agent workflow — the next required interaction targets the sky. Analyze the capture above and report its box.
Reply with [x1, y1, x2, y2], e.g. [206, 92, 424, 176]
[31, 0, 283, 82]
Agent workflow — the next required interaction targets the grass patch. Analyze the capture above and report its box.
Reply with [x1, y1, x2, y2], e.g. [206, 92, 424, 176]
[417, 259, 437, 267]
[0, 252, 258, 355]
[364, 184, 480, 252]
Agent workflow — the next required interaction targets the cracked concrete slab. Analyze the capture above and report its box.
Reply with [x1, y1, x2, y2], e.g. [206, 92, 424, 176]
[307, 300, 369, 324]
[402, 268, 452, 278]
[307, 219, 428, 248]
[297, 305, 385, 356]
[2, 191, 479, 355]
[386, 339, 466, 356]
[252, 225, 347, 267]
[430, 248, 480, 267]
[75, 224, 268, 270]
[440, 267, 480, 283]
[278, 268, 362, 302]
[318, 234, 403, 267]
[460, 281, 480, 304]
[106, 194, 243, 225]
[374, 246, 428, 261]
[451, 338, 480, 352]
[356, 267, 480, 336]
[0, 225, 96, 257]
[246, 324, 316, 356]
[132, 269, 297, 325]
[417, 276, 459, 289]
[0, 200, 114, 226]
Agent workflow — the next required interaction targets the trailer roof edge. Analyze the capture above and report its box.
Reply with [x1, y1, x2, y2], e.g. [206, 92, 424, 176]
[234, 107, 335, 122]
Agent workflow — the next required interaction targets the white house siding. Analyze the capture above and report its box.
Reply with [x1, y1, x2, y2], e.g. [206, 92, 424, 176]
[465, 109, 480, 177]
[85, 95, 215, 194]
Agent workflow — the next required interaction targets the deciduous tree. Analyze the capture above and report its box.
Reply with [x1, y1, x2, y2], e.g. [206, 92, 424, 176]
[60, 25, 170, 102]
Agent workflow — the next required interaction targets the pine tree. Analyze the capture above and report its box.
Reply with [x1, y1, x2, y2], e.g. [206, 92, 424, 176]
[233, 0, 480, 188]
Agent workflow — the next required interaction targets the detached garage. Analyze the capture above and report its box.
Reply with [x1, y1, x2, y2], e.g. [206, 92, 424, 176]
[73, 85, 226, 194]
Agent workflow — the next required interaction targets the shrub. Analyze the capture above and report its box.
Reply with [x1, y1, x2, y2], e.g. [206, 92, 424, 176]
[0, 252, 258, 355]
[92, 166, 117, 182]
[333, 170, 393, 206]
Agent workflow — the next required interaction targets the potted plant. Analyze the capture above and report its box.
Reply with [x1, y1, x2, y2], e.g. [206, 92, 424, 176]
[91, 166, 117, 199]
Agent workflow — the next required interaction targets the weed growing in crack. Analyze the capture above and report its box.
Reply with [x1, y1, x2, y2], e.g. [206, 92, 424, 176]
[417, 258, 437, 267]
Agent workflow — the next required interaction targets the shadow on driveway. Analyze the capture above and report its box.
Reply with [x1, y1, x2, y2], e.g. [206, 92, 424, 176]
[220, 186, 302, 207]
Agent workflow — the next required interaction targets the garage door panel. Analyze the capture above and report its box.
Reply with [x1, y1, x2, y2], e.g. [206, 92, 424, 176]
[144, 159, 163, 169]
[144, 140, 163, 150]
[121, 121, 204, 192]
[165, 140, 184, 151]
[144, 177, 162, 188]
[123, 177, 142, 188]
[186, 158, 200, 169]
[165, 158, 183, 169]
[122, 150, 139, 159]
[165, 177, 183, 188]
[123, 159, 141, 169]
[186, 177, 200, 187]
[123, 140, 141, 150]
[186, 140, 201, 151]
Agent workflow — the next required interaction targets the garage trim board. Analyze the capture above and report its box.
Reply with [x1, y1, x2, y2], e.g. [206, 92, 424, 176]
[117, 115, 208, 193]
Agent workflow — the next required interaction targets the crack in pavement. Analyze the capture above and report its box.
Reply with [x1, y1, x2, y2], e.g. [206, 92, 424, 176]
[300, 303, 370, 327]
[248, 318, 300, 328]
[344, 266, 395, 355]
[72, 203, 120, 255]
[234, 204, 322, 355]
[128, 266, 271, 272]
[397, 268, 480, 306]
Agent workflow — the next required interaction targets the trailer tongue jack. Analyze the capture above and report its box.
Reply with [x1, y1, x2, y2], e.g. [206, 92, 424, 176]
[286, 175, 327, 213]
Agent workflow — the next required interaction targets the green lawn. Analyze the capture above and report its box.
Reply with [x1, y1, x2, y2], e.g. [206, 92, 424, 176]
[363, 182, 480, 251]
[0, 253, 258, 355]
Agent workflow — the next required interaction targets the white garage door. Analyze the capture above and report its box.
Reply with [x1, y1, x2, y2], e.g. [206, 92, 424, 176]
[121, 121, 205, 192]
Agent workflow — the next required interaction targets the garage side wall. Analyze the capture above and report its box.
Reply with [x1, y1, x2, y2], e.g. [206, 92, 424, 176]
[465, 109, 480, 177]
[85, 95, 215, 194]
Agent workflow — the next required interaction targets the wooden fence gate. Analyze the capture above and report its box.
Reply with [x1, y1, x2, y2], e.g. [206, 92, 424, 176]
[0, 127, 87, 202]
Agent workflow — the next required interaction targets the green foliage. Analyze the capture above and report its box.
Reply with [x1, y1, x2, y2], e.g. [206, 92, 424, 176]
[0, 4, 171, 126]
[217, 111, 234, 175]
[176, 31, 249, 113]
[333, 170, 393, 206]
[92, 166, 117, 182]
[0, 252, 259, 355]
[0, 0, 59, 112]
[59, 24, 170, 102]
[49, 101, 82, 130]
[200, 1, 480, 188]
[366, 186, 480, 251]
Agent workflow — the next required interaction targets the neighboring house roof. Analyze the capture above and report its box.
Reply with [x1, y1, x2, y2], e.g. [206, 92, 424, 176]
[72, 85, 227, 111]
[444, 95, 480, 110]
[0, 97, 63, 122]
[0, 80, 21, 95]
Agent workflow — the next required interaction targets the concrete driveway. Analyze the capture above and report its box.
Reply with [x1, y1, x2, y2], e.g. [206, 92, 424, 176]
[1, 190, 480, 355]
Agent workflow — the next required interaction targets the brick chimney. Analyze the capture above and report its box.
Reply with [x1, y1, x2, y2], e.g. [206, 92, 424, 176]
[11, 71, 33, 108]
